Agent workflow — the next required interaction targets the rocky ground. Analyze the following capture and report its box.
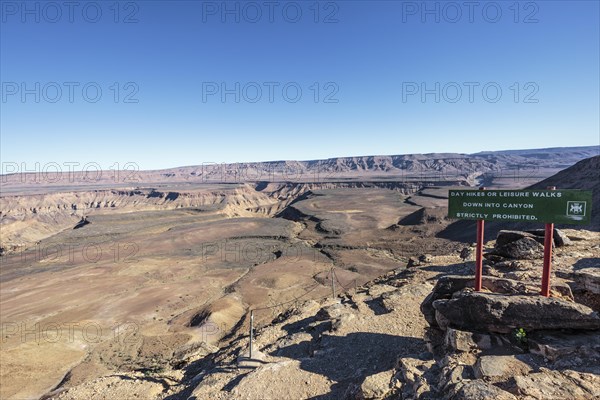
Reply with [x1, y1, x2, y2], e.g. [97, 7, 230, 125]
[44, 228, 600, 400]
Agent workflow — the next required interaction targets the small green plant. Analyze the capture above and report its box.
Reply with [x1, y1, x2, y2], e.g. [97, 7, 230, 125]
[514, 328, 527, 344]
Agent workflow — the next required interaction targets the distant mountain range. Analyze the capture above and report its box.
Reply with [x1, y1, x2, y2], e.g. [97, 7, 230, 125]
[1, 146, 598, 192]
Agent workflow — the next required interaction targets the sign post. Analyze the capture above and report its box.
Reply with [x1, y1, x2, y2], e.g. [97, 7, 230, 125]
[448, 188, 592, 296]
[249, 309, 254, 359]
[541, 186, 556, 297]
[475, 187, 485, 292]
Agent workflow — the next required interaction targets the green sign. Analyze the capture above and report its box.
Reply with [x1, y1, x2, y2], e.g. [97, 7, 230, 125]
[448, 189, 593, 224]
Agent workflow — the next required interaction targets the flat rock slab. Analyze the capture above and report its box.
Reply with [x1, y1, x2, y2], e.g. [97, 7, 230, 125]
[474, 355, 533, 380]
[432, 292, 600, 333]
[529, 330, 600, 361]
[511, 370, 600, 400]
[571, 268, 600, 295]
[453, 380, 517, 400]
[359, 370, 394, 399]
[421, 275, 574, 328]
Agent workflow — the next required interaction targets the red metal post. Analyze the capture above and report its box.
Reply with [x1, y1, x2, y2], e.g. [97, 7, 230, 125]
[541, 222, 554, 296]
[475, 187, 485, 291]
[475, 219, 485, 291]
[541, 187, 556, 297]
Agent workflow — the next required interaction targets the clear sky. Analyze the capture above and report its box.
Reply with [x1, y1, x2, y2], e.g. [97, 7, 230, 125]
[1, 0, 599, 171]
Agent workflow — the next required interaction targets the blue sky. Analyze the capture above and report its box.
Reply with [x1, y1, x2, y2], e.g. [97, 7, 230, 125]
[1, 0, 599, 170]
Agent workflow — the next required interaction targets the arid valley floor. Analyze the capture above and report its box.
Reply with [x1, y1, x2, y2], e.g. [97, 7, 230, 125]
[1, 148, 598, 399]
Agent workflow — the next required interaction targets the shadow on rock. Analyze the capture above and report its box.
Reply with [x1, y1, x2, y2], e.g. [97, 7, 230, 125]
[275, 332, 425, 400]
[572, 257, 600, 271]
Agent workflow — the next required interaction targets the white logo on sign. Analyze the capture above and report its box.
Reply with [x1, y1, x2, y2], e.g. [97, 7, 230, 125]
[570, 203, 583, 214]
[566, 201, 586, 219]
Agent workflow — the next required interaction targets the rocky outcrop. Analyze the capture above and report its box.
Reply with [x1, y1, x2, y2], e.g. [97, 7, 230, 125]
[395, 357, 437, 400]
[0, 183, 311, 253]
[72, 216, 89, 229]
[494, 230, 544, 248]
[421, 275, 574, 327]
[489, 229, 573, 261]
[528, 330, 600, 362]
[453, 380, 517, 400]
[358, 370, 395, 399]
[508, 370, 600, 400]
[419, 229, 600, 400]
[525, 228, 572, 247]
[572, 268, 600, 295]
[473, 355, 533, 380]
[443, 328, 507, 353]
[492, 232, 545, 260]
[569, 267, 600, 312]
[432, 291, 600, 333]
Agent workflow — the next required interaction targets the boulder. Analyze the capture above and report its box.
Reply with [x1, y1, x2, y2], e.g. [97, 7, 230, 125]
[494, 237, 544, 260]
[528, 331, 600, 361]
[571, 268, 600, 295]
[444, 328, 502, 352]
[432, 291, 600, 333]
[358, 370, 394, 399]
[460, 247, 474, 261]
[331, 312, 356, 332]
[419, 254, 433, 263]
[407, 257, 421, 268]
[495, 230, 542, 247]
[424, 327, 446, 360]
[509, 370, 600, 400]
[315, 302, 347, 321]
[473, 355, 532, 380]
[421, 276, 574, 328]
[453, 380, 517, 400]
[438, 364, 474, 392]
[525, 228, 572, 247]
[421, 276, 475, 326]
[421, 276, 473, 326]
[444, 328, 477, 352]
[569, 268, 600, 312]
[396, 357, 436, 400]
[553, 228, 572, 247]
[492, 230, 553, 260]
